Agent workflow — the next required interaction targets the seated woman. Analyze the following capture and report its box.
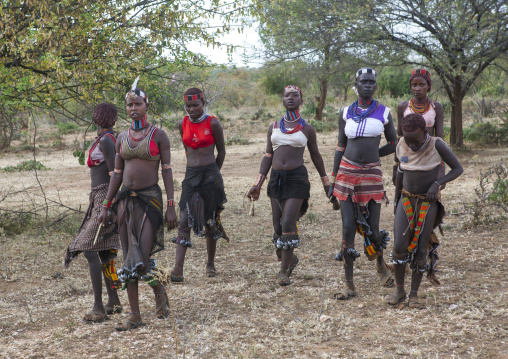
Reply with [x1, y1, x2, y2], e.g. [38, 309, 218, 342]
[329, 68, 397, 300]
[98, 82, 178, 331]
[64, 103, 122, 323]
[389, 113, 462, 309]
[392, 69, 445, 285]
[170, 88, 227, 281]
[247, 85, 332, 286]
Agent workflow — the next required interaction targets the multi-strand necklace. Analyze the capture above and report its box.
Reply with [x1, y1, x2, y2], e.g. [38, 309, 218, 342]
[347, 99, 379, 123]
[128, 124, 152, 142]
[409, 98, 431, 114]
[280, 110, 305, 134]
[189, 112, 208, 124]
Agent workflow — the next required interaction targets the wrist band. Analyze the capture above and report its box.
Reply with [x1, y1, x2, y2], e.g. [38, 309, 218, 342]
[114, 168, 123, 174]
[336, 142, 345, 152]
[167, 199, 175, 207]
[321, 176, 330, 186]
[161, 163, 172, 170]
[434, 181, 441, 187]
[254, 173, 266, 188]
[264, 153, 273, 158]
[102, 199, 112, 208]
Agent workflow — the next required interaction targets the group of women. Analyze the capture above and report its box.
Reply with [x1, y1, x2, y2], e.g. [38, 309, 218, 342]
[64, 67, 462, 331]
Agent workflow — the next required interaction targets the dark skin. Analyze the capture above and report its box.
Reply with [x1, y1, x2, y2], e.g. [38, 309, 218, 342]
[83, 124, 121, 320]
[247, 90, 330, 278]
[328, 73, 398, 295]
[171, 96, 226, 278]
[393, 76, 445, 185]
[391, 128, 463, 305]
[98, 95, 178, 324]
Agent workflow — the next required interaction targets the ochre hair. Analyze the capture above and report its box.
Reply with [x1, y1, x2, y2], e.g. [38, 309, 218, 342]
[409, 69, 432, 91]
[93, 103, 118, 128]
[184, 88, 203, 96]
[402, 113, 426, 133]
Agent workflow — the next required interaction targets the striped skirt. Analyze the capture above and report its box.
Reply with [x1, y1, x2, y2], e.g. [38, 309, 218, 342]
[332, 157, 387, 208]
[64, 183, 120, 267]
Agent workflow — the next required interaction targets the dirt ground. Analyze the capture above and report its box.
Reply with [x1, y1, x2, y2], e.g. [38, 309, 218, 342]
[0, 128, 507, 358]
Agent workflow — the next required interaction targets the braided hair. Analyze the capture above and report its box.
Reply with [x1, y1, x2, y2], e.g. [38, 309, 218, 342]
[402, 113, 426, 133]
[409, 69, 431, 91]
[93, 103, 118, 128]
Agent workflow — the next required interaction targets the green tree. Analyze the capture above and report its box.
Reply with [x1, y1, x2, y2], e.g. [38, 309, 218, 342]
[366, 0, 508, 147]
[257, 0, 361, 121]
[0, 0, 252, 147]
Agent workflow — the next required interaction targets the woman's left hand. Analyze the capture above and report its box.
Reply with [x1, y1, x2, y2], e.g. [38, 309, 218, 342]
[426, 182, 440, 202]
[165, 207, 178, 230]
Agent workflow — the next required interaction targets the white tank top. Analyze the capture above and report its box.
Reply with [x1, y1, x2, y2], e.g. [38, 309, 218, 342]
[271, 125, 308, 151]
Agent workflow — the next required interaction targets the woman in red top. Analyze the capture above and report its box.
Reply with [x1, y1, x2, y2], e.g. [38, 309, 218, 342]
[170, 88, 227, 282]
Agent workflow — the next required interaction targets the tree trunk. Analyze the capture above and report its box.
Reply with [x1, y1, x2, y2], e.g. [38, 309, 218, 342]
[343, 85, 348, 102]
[315, 77, 328, 121]
[449, 76, 464, 148]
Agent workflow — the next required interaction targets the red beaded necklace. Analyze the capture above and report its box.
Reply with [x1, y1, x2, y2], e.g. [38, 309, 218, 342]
[409, 98, 431, 114]
[128, 124, 152, 142]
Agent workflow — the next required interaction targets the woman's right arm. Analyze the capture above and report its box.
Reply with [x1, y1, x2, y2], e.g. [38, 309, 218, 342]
[247, 125, 274, 201]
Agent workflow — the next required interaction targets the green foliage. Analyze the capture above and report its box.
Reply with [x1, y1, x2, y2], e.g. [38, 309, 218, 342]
[0, 212, 32, 236]
[226, 135, 250, 146]
[1, 160, 48, 173]
[488, 179, 508, 204]
[307, 119, 336, 133]
[261, 67, 301, 96]
[377, 68, 410, 98]
[463, 119, 508, 145]
[56, 122, 80, 134]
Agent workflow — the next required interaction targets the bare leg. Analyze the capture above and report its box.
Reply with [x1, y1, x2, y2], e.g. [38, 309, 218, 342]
[83, 251, 105, 314]
[205, 235, 217, 277]
[339, 197, 357, 293]
[270, 198, 283, 261]
[172, 210, 190, 278]
[390, 199, 411, 304]
[98, 250, 121, 308]
[409, 203, 439, 305]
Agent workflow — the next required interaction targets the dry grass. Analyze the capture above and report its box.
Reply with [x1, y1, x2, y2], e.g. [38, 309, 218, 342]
[0, 124, 507, 358]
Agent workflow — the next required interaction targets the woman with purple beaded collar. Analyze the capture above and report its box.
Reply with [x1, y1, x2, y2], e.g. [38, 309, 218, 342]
[328, 68, 398, 300]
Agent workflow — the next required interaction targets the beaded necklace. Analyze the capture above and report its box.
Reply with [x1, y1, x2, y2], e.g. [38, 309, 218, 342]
[283, 109, 301, 122]
[409, 98, 431, 114]
[409, 133, 429, 152]
[347, 99, 379, 123]
[128, 124, 152, 142]
[189, 112, 208, 124]
[280, 116, 306, 134]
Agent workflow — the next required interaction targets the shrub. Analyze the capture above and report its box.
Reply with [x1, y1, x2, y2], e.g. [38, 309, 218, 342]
[307, 119, 336, 133]
[226, 135, 250, 146]
[463, 118, 508, 145]
[56, 122, 80, 134]
[1, 159, 48, 172]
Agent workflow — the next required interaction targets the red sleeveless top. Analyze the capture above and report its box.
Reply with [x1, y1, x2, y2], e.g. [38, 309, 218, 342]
[182, 116, 215, 149]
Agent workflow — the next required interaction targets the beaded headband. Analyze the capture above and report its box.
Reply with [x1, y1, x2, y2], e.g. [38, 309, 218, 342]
[356, 68, 376, 78]
[284, 85, 303, 98]
[184, 93, 204, 102]
[410, 68, 432, 89]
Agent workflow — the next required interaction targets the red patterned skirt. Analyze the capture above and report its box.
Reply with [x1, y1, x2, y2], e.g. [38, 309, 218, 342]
[332, 157, 387, 208]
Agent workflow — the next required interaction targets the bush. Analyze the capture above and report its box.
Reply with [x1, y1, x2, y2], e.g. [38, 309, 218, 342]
[0, 212, 32, 235]
[463, 118, 508, 144]
[307, 119, 336, 133]
[226, 135, 250, 146]
[1, 159, 48, 172]
[56, 122, 80, 134]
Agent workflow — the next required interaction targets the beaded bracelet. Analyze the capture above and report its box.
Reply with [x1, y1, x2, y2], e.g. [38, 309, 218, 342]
[167, 199, 175, 207]
[102, 199, 112, 208]
[321, 176, 330, 186]
[114, 168, 123, 174]
[161, 163, 172, 171]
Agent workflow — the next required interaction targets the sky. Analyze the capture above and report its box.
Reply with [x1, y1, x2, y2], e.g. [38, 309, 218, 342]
[196, 22, 264, 68]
